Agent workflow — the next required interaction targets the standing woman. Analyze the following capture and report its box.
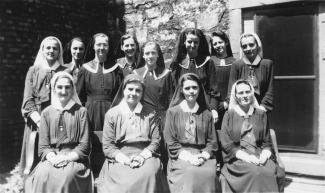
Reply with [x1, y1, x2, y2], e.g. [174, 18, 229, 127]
[63, 37, 86, 83]
[209, 31, 236, 130]
[170, 28, 218, 122]
[25, 71, 93, 193]
[76, 33, 123, 131]
[21, 36, 66, 174]
[164, 73, 219, 193]
[97, 74, 164, 193]
[115, 34, 140, 76]
[228, 32, 274, 112]
[220, 80, 279, 192]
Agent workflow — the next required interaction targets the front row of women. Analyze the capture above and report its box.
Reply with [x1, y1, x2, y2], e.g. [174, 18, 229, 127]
[25, 71, 281, 193]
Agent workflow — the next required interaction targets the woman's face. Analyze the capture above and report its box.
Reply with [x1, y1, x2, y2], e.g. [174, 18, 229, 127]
[241, 36, 258, 61]
[70, 40, 85, 62]
[54, 77, 73, 106]
[121, 38, 136, 58]
[143, 44, 158, 69]
[184, 34, 200, 56]
[182, 79, 199, 104]
[212, 36, 227, 56]
[42, 39, 60, 64]
[235, 83, 253, 107]
[94, 36, 109, 57]
[123, 82, 143, 108]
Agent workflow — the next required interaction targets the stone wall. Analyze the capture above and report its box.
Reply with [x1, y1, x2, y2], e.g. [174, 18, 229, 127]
[122, 0, 229, 65]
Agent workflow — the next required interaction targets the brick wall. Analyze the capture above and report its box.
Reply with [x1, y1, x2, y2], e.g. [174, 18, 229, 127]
[0, 0, 121, 172]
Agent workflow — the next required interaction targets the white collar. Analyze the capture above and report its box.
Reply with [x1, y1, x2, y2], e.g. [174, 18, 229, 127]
[83, 60, 119, 74]
[179, 100, 199, 113]
[179, 56, 210, 69]
[242, 55, 262, 66]
[118, 100, 143, 114]
[139, 66, 170, 80]
[52, 100, 75, 111]
[234, 105, 254, 117]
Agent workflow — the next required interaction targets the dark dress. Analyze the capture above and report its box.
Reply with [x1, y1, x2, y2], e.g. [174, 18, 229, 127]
[116, 57, 136, 77]
[220, 108, 279, 193]
[64, 62, 81, 84]
[210, 56, 236, 130]
[24, 103, 93, 193]
[171, 56, 214, 98]
[164, 104, 219, 193]
[228, 59, 274, 111]
[76, 60, 123, 131]
[20, 64, 66, 173]
[97, 102, 165, 193]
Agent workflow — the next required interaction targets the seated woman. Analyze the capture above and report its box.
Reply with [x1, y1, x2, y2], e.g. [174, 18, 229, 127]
[164, 73, 219, 193]
[220, 79, 279, 193]
[24, 71, 93, 193]
[97, 74, 165, 193]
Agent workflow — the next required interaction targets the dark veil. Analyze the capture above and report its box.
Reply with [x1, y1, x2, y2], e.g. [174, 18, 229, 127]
[63, 37, 86, 64]
[169, 73, 209, 110]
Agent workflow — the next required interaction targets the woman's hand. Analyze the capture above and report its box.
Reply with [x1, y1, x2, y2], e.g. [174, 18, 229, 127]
[129, 155, 145, 168]
[259, 149, 271, 165]
[248, 155, 260, 165]
[189, 155, 204, 166]
[223, 101, 228, 110]
[115, 153, 131, 166]
[47, 154, 70, 168]
[211, 109, 219, 123]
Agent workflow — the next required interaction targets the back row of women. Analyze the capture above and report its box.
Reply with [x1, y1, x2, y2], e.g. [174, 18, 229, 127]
[21, 28, 283, 193]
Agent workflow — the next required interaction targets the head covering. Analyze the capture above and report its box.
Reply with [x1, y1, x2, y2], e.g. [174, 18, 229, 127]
[210, 31, 233, 57]
[50, 71, 81, 109]
[63, 37, 86, 64]
[239, 32, 263, 60]
[169, 73, 209, 110]
[228, 79, 264, 112]
[33, 36, 64, 69]
[170, 28, 210, 71]
[110, 74, 145, 108]
[114, 33, 140, 61]
[136, 41, 165, 73]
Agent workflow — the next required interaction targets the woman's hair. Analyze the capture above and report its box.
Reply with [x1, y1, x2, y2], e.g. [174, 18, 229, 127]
[170, 28, 210, 70]
[136, 41, 165, 71]
[114, 34, 140, 60]
[63, 37, 86, 64]
[210, 31, 233, 57]
[234, 80, 253, 95]
[179, 73, 200, 89]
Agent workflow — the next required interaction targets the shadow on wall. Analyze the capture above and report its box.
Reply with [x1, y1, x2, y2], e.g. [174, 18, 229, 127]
[0, 0, 126, 173]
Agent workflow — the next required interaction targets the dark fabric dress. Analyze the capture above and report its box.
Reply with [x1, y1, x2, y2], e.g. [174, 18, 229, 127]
[76, 60, 123, 131]
[210, 56, 236, 130]
[228, 59, 274, 111]
[220, 108, 279, 193]
[116, 57, 136, 77]
[20, 64, 66, 173]
[97, 103, 165, 193]
[164, 105, 219, 193]
[24, 103, 93, 193]
[171, 56, 214, 98]
[64, 62, 81, 84]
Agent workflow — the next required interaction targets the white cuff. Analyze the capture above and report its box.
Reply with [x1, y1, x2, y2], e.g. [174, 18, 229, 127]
[140, 148, 152, 159]
[261, 149, 272, 159]
[30, 111, 41, 125]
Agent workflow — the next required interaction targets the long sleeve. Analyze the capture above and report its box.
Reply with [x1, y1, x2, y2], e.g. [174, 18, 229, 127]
[72, 108, 90, 160]
[164, 72, 175, 109]
[76, 67, 87, 105]
[102, 111, 120, 159]
[261, 112, 272, 150]
[261, 60, 274, 111]
[202, 112, 218, 156]
[220, 111, 240, 162]
[22, 67, 38, 119]
[227, 61, 240, 101]
[38, 111, 54, 160]
[164, 109, 183, 159]
[146, 114, 161, 154]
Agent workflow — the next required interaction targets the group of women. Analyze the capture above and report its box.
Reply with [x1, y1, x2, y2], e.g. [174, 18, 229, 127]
[20, 28, 283, 193]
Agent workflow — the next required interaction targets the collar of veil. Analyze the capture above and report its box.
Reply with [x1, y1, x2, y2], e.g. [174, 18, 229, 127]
[239, 32, 263, 66]
[228, 79, 264, 115]
[50, 71, 81, 110]
[110, 73, 145, 109]
[33, 36, 64, 70]
[169, 73, 209, 110]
